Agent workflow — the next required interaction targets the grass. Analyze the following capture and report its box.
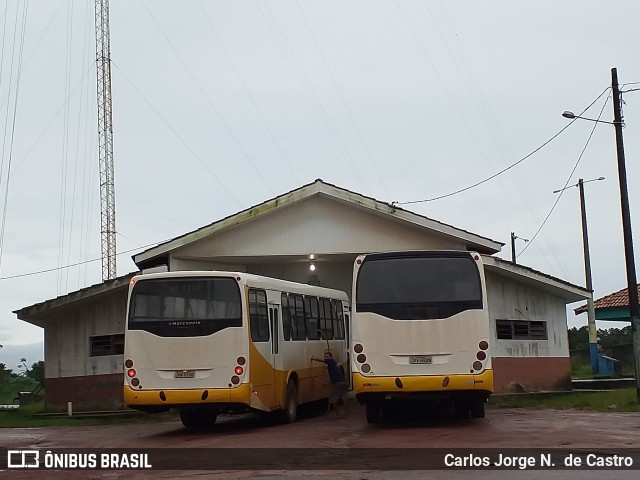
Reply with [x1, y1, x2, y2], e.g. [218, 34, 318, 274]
[0, 401, 176, 428]
[488, 388, 640, 412]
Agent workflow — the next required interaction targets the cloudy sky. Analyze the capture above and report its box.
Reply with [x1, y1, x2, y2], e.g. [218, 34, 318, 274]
[1, 0, 639, 367]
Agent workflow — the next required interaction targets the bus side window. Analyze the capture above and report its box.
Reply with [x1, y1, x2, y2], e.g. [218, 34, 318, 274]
[290, 294, 306, 341]
[322, 298, 334, 339]
[332, 299, 344, 339]
[249, 289, 269, 342]
[295, 294, 306, 341]
[305, 296, 319, 340]
[281, 293, 291, 341]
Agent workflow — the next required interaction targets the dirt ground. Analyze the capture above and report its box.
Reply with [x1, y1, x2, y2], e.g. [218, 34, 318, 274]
[1, 403, 639, 479]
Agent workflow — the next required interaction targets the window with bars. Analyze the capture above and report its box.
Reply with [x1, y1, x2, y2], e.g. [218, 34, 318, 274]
[90, 334, 124, 357]
[496, 319, 548, 340]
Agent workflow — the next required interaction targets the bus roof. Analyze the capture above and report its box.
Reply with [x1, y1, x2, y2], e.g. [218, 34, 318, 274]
[131, 271, 350, 301]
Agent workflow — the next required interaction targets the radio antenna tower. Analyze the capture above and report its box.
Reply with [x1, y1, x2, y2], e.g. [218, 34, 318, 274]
[94, 0, 117, 281]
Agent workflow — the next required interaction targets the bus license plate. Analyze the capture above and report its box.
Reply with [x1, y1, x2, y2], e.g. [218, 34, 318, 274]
[409, 356, 432, 365]
[175, 370, 195, 378]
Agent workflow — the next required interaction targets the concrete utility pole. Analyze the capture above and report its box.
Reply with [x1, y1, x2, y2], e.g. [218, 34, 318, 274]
[611, 67, 640, 402]
[578, 178, 598, 374]
[554, 177, 604, 374]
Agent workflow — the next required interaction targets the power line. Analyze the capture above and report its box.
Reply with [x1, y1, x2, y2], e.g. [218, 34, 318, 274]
[140, 1, 275, 198]
[0, 238, 171, 281]
[395, 87, 611, 205]
[196, 0, 300, 186]
[111, 61, 244, 208]
[517, 94, 611, 258]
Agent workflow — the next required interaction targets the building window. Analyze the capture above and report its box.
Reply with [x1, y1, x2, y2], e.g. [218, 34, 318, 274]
[90, 334, 124, 357]
[496, 319, 548, 340]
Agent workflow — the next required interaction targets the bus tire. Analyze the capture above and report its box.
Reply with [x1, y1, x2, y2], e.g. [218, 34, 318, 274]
[454, 400, 470, 420]
[366, 403, 381, 424]
[203, 410, 218, 427]
[280, 380, 298, 424]
[470, 398, 485, 419]
[179, 407, 199, 428]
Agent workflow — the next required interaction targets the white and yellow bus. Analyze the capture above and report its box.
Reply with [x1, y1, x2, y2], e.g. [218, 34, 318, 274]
[351, 250, 492, 423]
[123, 271, 349, 427]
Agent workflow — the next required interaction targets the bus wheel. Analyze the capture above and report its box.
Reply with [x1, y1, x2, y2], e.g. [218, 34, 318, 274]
[454, 400, 470, 420]
[179, 408, 199, 428]
[470, 399, 485, 419]
[365, 403, 381, 424]
[203, 410, 218, 427]
[280, 380, 298, 424]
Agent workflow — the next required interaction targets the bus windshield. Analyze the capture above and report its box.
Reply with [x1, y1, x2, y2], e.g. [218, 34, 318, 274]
[128, 277, 242, 336]
[356, 255, 483, 320]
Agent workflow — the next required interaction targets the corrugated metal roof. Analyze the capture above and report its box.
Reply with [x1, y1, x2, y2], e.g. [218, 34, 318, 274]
[14, 271, 139, 322]
[482, 255, 590, 302]
[574, 283, 640, 314]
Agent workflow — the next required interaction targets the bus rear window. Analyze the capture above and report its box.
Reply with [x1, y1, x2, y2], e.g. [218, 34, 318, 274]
[356, 256, 483, 320]
[128, 277, 242, 336]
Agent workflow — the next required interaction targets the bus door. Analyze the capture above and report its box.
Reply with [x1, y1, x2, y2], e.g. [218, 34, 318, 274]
[268, 303, 282, 408]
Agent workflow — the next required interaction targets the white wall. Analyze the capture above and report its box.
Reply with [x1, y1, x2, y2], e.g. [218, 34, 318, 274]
[176, 195, 466, 257]
[44, 289, 127, 378]
[486, 271, 569, 358]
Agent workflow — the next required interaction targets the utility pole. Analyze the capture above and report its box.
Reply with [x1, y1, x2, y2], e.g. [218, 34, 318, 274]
[611, 67, 640, 401]
[510, 232, 516, 264]
[510, 232, 528, 265]
[578, 179, 598, 374]
[95, 0, 117, 281]
[554, 177, 604, 374]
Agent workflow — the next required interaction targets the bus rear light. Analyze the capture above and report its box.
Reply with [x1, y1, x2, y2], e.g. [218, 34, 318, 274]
[237, 356, 246, 366]
[356, 259, 362, 264]
[353, 344, 363, 354]
[231, 375, 240, 385]
[479, 341, 489, 351]
[234, 366, 244, 375]
[361, 364, 371, 373]
[131, 378, 140, 387]
[472, 361, 483, 371]
[124, 359, 133, 368]
[356, 354, 366, 364]
[127, 369, 136, 378]
[474, 254, 479, 261]
[236, 276, 241, 282]
[476, 351, 487, 361]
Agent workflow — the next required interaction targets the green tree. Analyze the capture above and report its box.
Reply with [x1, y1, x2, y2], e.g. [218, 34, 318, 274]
[568, 326, 589, 351]
[26, 360, 44, 387]
[0, 362, 14, 378]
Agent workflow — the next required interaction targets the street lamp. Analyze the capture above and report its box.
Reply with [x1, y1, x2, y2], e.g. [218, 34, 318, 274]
[554, 177, 605, 374]
[562, 111, 618, 125]
[563, 67, 640, 401]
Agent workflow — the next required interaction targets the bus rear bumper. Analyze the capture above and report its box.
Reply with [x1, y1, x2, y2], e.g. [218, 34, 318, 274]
[123, 383, 251, 410]
[353, 370, 493, 404]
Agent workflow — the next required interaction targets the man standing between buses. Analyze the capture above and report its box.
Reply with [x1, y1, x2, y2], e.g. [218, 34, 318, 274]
[311, 351, 348, 419]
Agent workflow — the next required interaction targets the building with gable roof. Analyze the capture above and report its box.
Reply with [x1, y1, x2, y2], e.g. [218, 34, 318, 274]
[15, 180, 589, 412]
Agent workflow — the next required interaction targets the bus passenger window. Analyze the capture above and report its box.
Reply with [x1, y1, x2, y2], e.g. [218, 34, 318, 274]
[321, 298, 334, 339]
[281, 293, 291, 341]
[249, 289, 269, 342]
[290, 294, 306, 341]
[305, 297, 319, 340]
